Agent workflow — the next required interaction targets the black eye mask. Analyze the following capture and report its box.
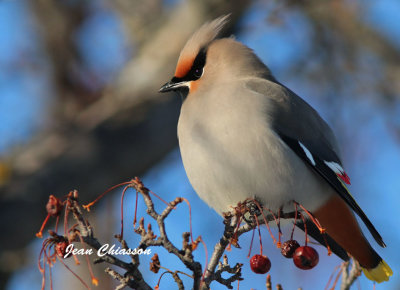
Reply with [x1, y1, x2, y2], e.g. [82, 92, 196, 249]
[171, 47, 207, 83]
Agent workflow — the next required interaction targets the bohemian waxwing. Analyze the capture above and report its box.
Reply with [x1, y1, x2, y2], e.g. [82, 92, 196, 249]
[159, 15, 392, 283]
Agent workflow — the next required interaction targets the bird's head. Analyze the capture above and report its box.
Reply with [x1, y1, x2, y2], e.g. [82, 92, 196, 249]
[159, 15, 273, 98]
[159, 15, 228, 97]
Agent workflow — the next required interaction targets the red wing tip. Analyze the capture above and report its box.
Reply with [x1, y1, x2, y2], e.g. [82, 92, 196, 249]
[337, 173, 351, 185]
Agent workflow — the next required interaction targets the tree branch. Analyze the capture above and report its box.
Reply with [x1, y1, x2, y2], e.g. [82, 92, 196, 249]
[38, 180, 362, 289]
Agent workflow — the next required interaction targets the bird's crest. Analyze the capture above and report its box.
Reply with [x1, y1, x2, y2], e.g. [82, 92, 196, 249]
[175, 15, 229, 78]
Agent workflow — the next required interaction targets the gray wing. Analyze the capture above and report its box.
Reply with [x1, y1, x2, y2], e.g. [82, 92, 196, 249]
[246, 78, 340, 161]
[245, 78, 385, 247]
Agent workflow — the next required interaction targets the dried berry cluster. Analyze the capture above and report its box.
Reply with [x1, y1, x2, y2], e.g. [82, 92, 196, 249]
[230, 200, 322, 276]
[281, 240, 319, 270]
[249, 240, 319, 274]
[36, 191, 98, 290]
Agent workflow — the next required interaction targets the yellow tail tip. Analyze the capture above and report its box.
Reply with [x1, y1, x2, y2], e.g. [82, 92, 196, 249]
[362, 260, 393, 283]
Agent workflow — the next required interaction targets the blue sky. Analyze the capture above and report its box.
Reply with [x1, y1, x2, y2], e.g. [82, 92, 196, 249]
[2, 0, 400, 289]
[0, 1, 50, 153]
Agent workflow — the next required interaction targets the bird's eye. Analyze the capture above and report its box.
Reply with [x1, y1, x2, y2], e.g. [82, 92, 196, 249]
[194, 68, 203, 78]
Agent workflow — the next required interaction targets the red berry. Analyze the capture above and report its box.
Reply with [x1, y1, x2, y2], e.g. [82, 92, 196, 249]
[293, 246, 319, 270]
[46, 195, 63, 217]
[55, 239, 71, 259]
[280, 240, 300, 258]
[250, 254, 271, 274]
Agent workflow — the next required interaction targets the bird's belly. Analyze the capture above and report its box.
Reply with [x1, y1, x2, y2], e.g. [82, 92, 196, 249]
[178, 124, 333, 215]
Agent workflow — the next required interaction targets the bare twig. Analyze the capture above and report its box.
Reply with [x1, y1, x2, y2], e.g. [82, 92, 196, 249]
[266, 274, 272, 290]
[49, 181, 361, 290]
[340, 259, 361, 290]
[212, 255, 243, 289]
[128, 178, 203, 289]
[172, 271, 185, 290]
[69, 180, 299, 289]
[202, 203, 298, 289]
[105, 268, 130, 290]
[68, 191, 152, 290]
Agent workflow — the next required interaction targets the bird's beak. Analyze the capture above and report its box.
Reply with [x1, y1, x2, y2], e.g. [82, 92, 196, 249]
[159, 79, 189, 93]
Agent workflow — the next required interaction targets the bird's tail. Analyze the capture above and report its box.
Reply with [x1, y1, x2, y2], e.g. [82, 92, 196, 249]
[362, 260, 393, 283]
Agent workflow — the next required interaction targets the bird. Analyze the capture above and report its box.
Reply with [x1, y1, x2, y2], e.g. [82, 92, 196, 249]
[159, 15, 392, 283]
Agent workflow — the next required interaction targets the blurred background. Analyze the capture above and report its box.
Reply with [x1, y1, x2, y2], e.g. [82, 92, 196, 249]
[1, 0, 399, 289]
